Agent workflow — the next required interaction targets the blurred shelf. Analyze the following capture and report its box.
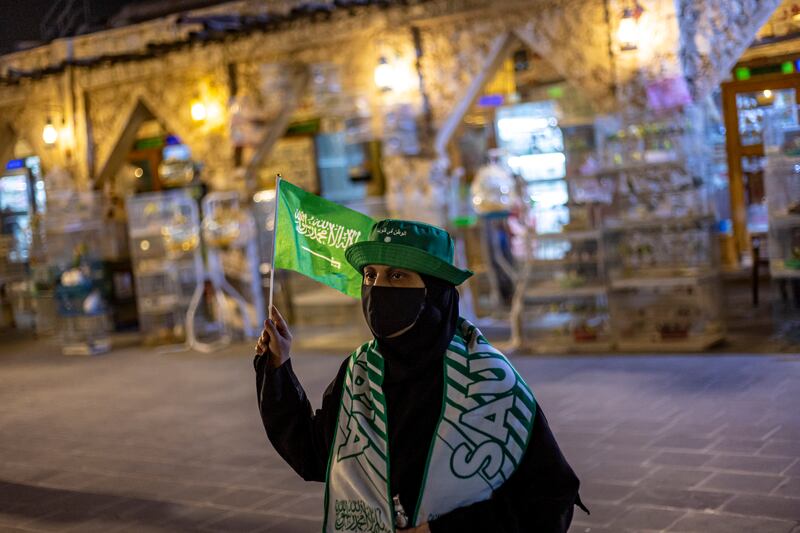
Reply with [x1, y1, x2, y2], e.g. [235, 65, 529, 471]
[566, 172, 616, 181]
[592, 159, 684, 175]
[129, 227, 165, 239]
[533, 229, 602, 241]
[605, 215, 715, 231]
[63, 338, 111, 356]
[524, 258, 601, 267]
[45, 221, 103, 234]
[615, 332, 724, 352]
[770, 266, 800, 279]
[769, 213, 800, 228]
[138, 294, 179, 312]
[610, 272, 716, 290]
[133, 258, 199, 275]
[720, 265, 754, 280]
[522, 338, 614, 354]
[524, 284, 607, 301]
[522, 176, 567, 184]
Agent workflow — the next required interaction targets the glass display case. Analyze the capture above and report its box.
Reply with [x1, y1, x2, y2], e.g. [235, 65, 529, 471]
[507, 119, 613, 352]
[316, 132, 367, 204]
[495, 101, 568, 234]
[45, 192, 111, 355]
[510, 230, 612, 352]
[0, 157, 46, 329]
[7, 280, 36, 330]
[496, 101, 565, 179]
[764, 110, 800, 339]
[764, 154, 800, 277]
[158, 158, 196, 189]
[609, 281, 725, 351]
[522, 232, 606, 296]
[596, 109, 724, 350]
[514, 298, 611, 353]
[505, 108, 727, 351]
[0, 234, 27, 325]
[604, 162, 710, 224]
[764, 112, 800, 277]
[199, 191, 264, 344]
[127, 190, 203, 345]
[604, 217, 718, 282]
[0, 158, 45, 265]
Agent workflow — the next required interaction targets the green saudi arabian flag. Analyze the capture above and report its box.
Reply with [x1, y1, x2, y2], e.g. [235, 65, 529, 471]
[273, 179, 374, 298]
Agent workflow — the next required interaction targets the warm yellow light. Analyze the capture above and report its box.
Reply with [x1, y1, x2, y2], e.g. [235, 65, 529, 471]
[206, 101, 223, 123]
[374, 57, 396, 91]
[617, 9, 639, 51]
[134, 167, 144, 178]
[191, 101, 207, 122]
[763, 89, 773, 98]
[253, 189, 276, 203]
[42, 120, 58, 145]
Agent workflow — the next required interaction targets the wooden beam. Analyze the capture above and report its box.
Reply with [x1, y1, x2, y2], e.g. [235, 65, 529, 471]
[94, 100, 154, 189]
[0, 121, 16, 168]
[721, 82, 747, 256]
[720, 73, 800, 254]
[243, 64, 311, 193]
[434, 32, 517, 158]
[721, 72, 800, 92]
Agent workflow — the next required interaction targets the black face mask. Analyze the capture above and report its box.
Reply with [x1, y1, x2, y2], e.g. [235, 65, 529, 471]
[361, 285, 426, 339]
[365, 274, 459, 383]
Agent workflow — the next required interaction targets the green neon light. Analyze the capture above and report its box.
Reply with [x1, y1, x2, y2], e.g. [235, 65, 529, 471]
[735, 67, 751, 81]
[547, 85, 565, 99]
[783, 61, 795, 74]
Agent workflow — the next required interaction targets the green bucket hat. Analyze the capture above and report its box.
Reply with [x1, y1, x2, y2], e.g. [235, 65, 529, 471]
[345, 219, 473, 286]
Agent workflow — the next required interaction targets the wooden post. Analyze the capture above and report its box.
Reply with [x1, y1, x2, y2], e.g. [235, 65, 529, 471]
[0, 122, 16, 167]
[433, 32, 517, 158]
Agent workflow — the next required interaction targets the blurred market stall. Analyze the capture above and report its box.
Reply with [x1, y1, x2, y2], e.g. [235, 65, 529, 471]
[0, 0, 798, 352]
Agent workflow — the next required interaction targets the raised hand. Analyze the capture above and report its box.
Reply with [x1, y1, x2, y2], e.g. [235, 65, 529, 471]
[255, 305, 293, 368]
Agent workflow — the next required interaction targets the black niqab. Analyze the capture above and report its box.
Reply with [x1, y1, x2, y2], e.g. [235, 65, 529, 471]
[367, 273, 460, 518]
[374, 273, 460, 383]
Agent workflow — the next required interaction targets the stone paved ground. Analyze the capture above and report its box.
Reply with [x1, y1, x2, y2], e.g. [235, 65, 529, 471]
[1, 331, 799, 533]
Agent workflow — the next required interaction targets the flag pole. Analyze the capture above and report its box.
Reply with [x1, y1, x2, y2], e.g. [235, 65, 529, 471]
[268, 174, 281, 315]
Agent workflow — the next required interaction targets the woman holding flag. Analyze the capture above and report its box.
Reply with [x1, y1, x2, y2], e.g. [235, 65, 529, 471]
[255, 217, 584, 532]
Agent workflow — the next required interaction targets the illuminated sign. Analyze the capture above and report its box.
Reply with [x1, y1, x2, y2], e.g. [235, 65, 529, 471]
[477, 94, 505, 107]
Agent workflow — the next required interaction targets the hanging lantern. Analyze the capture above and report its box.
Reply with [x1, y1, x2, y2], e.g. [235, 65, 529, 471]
[190, 99, 207, 122]
[374, 56, 396, 91]
[206, 100, 223, 123]
[617, 3, 643, 52]
[42, 118, 58, 146]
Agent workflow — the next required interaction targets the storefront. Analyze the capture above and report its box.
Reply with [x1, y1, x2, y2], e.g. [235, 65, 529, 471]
[0, 153, 44, 331]
[0, 0, 794, 352]
[435, 35, 725, 352]
[714, 0, 800, 338]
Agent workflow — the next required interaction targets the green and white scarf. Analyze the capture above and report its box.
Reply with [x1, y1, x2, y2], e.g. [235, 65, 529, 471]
[323, 318, 536, 532]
